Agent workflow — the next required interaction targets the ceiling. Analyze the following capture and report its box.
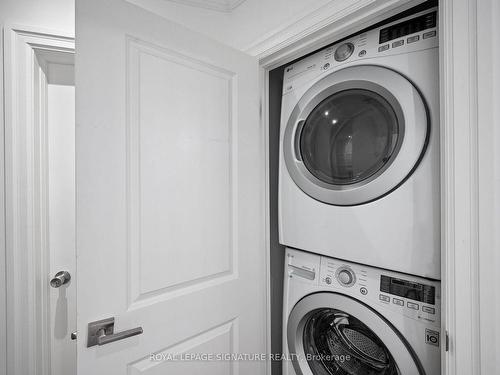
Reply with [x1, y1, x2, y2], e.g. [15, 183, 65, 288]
[126, 0, 333, 53]
[160, 0, 246, 12]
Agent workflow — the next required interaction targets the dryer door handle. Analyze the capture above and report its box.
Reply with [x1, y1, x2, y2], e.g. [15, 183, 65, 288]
[294, 120, 305, 161]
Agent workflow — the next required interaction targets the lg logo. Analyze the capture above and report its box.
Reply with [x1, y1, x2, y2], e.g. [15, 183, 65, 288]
[425, 329, 440, 347]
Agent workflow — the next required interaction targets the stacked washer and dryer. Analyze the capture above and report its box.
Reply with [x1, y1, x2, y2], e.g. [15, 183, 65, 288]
[279, 7, 441, 375]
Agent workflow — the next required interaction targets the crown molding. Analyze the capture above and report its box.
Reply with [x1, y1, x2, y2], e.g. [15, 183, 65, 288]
[245, 0, 424, 61]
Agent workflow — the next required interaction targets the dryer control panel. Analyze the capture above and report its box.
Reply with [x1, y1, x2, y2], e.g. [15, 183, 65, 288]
[282, 7, 438, 96]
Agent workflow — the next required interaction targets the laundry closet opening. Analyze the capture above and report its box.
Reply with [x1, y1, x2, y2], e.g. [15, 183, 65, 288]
[267, 1, 439, 374]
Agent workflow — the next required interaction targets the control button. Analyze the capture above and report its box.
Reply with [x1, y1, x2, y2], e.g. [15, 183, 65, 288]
[358, 50, 367, 57]
[423, 30, 437, 39]
[325, 277, 332, 285]
[360, 287, 368, 295]
[422, 306, 435, 314]
[334, 42, 354, 62]
[407, 35, 420, 43]
[392, 40, 404, 48]
[323, 62, 330, 70]
[393, 298, 404, 306]
[379, 294, 390, 302]
[378, 44, 389, 52]
[407, 302, 419, 310]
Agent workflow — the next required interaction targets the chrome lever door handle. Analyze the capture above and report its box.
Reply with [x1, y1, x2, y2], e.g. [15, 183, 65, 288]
[87, 317, 143, 347]
[97, 326, 143, 345]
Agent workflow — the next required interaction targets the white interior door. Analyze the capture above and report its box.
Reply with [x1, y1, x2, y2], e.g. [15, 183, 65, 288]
[76, 0, 266, 374]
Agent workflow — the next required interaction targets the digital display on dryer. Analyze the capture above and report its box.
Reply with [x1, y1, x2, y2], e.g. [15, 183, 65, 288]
[379, 12, 437, 44]
[380, 275, 435, 305]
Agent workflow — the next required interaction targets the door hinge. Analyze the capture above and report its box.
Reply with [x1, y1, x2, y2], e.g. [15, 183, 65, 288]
[71, 331, 77, 340]
[445, 330, 449, 352]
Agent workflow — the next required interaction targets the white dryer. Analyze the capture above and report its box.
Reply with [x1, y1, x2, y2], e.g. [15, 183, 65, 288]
[278, 8, 440, 279]
[283, 248, 441, 375]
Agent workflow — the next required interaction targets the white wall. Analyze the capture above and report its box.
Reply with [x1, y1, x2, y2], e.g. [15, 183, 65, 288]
[127, 0, 331, 51]
[0, 0, 74, 34]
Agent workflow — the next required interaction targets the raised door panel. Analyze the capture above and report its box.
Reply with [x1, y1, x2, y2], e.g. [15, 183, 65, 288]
[127, 39, 237, 308]
[128, 320, 237, 374]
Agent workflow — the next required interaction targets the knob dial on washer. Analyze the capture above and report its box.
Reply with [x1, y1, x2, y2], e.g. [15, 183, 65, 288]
[335, 267, 356, 287]
[338, 270, 353, 285]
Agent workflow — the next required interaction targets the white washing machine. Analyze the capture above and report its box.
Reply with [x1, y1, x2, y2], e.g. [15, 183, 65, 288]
[283, 248, 441, 375]
[278, 8, 440, 279]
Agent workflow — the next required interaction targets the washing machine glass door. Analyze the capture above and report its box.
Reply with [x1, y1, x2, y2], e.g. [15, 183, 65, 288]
[283, 65, 428, 205]
[287, 293, 423, 375]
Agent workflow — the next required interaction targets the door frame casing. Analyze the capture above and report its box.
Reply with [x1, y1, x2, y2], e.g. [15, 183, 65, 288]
[259, 0, 497, 375]
[475, 1, 500, 372]
[0, 23, 6, 375]
[2, 26, 74, 375]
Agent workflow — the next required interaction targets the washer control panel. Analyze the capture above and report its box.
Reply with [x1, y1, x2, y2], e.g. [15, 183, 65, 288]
[317, 252, 441, 325]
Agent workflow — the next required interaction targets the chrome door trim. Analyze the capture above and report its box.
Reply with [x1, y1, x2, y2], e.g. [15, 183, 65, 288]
[287, 292, 423, 375]
[283, 65, 429, 206]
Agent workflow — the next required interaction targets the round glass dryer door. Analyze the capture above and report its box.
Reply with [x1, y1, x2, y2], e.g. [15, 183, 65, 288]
[283, 65, 429, 206]
[300, 90, 399, 186]
[287, 293, 423, 375]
